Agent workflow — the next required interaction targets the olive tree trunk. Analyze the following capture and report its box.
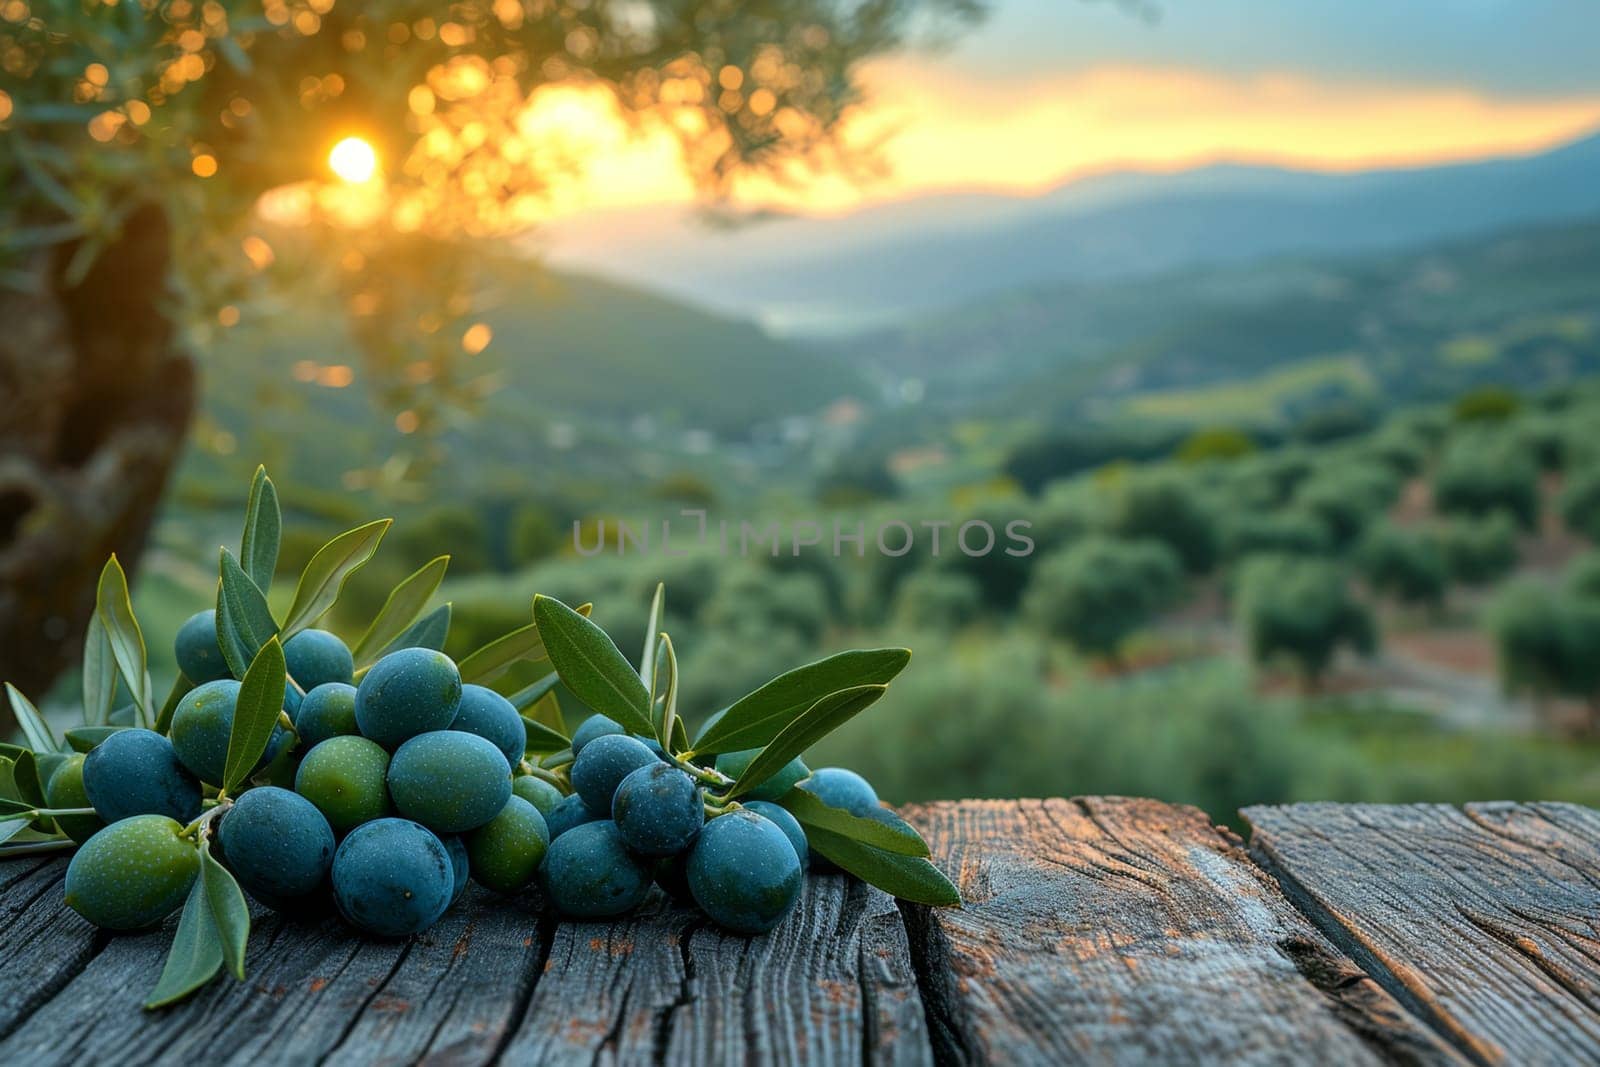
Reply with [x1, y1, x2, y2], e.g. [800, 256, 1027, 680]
[0, 204, 194, 709]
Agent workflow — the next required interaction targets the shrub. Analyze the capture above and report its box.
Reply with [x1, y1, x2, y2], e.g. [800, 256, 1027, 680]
[1294, 462, 1399, 550]
[702, 567, 830, 646]
[1437, 512, 1519, 586]
[1023, 537, 1183, 662]
[1568, 552, 1600, 602]
[1177, 427, 1256, 464]
[1561, 467, 1600, 544]
[1490, 582, 1600, 709]
[1434, 435, 1540, 529]
[1219, 450, 1317, 511]
[1514, 415, 1571, 472]
[1236, 556, 1375, 685]
[1222, 511, 1332, 560]
[1102, 471, 1219, 574]
[1359, 427, 1429, 478]
[809, 654, 1366, 820]
[1453, 386, 1522, 423]
[509, 506, 562, 564]
[1357, 524, 1448, 609]
[893, 571, 982, 632]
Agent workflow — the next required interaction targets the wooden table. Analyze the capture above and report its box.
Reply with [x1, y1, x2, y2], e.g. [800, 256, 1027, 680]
[3, 799, 1597, 1065]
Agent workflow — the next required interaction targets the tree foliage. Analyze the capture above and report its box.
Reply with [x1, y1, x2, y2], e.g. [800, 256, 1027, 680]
[1102, 470, 1218, 574]
[1357, 523, 1447, 609]
[1293, 461, 1398, 550]
[1560, 467, 1600, 544]
[1023, 536, 1182, 662]
[1437, 512, 1519, 587]
[1490, 582, 1600, 711]
[1222, 510, 1332, 561]
[1433, 435, 1540, 528]
[1236, 555, 1375, 685]
[1, 0, 985, 438]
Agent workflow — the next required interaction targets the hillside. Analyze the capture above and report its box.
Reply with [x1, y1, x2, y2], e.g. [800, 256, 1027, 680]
[837, 218, 1600, 427]
[541, 130, 1600, 334]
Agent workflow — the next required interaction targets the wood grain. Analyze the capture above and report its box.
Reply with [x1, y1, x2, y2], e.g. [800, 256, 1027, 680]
[903, 797, 1459, 1065]
[0, 885, 547, 1066]
[497, 874, 930, 1065]
[1246, 802, 1600, 1066]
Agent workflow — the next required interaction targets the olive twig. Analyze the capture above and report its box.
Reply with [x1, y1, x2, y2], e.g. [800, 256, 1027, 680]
[179, 798, 232, 842]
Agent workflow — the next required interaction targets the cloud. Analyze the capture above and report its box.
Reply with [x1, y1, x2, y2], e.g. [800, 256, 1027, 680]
[479, 63, 1600, 219]
[747, 61, 1600, 210]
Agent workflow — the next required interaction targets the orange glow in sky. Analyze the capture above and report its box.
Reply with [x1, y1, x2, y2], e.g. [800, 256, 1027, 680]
[520, 62, 1600, 218]
[265, 63, 1600, 232]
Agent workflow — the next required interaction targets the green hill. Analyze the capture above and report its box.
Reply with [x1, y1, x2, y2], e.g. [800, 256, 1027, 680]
[841, 218, 1600, 429]
[183, 260, 865, 509]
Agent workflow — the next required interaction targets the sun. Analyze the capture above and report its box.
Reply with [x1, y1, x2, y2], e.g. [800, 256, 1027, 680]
[328, 136, 378, 183]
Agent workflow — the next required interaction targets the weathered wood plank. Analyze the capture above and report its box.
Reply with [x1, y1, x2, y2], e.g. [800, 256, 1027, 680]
[904, 797, 1459, 1065]
[0, 858, 103, 1039]
[0, 886, 548, 1066]
[1246, 801, 1600, 1066]
[497, 874, 931, 1065]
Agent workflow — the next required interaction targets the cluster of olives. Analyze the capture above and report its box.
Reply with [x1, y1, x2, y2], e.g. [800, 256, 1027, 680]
[60, 611, 883, 940]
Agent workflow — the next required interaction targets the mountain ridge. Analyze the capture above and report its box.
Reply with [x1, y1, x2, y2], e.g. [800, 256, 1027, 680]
[538, 129, 1600, 335]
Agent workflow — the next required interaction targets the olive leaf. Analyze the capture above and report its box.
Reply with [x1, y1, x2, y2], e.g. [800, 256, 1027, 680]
[34, 750, 68, 789]
[778, 788, 929, 857]
[505, 671, 560, 713]
[239, 465, 281, 593]
[279, 519, 391, 638]
[352, 555, 449, 668]
[638, 582, 664, 685]
[82, 612, 118, 727]
[222, 637, 286, 795]
[651, 633, 679, 751]
[216, 548, 278, 679]
[4, 682, 57, 754]
[539, 747, 575, 770]
[802, 825, 961, 907]
[533, 595, 654, 738]
[0, 746, 45, 807]
[377, 601, 452, 660]
[521, 716, 569, 754]
[692, 649, 911, 756]
[724, 685, 888, 800]
[0, 817, 30, 847]
[144, 878, 225, 1010]
[95, 555, 155, 727]
[154, 674, 196, 736]
[64, 725, 128, 753]
[200, 841, 250, 980]
[459, 620, 546, 686]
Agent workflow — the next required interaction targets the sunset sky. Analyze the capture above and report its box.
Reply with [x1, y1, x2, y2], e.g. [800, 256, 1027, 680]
[522, 0, 1600, 217]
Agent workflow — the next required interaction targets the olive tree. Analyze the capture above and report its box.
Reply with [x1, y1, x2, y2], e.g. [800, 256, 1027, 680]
[1023, 537, 1183, 665]
[893, 570, 982, 632]
[1561, 467, 1600, 545]
[1221, 510, 1332, 561]
[1102, 470, 1219, 574]
[1490, 582, 1600, 726]
[1437, 512, 1519, 587]
[0, 0, 984, 696]
[1357, 523, 1447, 610]
[1236, 555, 1376, 687]
[1293, 461, 1399, 551]
[1569, 552, 1600, 602]
[1433, 435, 1540, 529]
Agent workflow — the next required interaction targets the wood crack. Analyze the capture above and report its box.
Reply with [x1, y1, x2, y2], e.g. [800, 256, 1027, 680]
[895, 898, 976, 1066]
